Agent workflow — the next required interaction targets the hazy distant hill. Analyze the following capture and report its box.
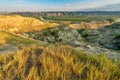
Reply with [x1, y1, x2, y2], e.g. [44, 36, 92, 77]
[85, 3, 120, 11]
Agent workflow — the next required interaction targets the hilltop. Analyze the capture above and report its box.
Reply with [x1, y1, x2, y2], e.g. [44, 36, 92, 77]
[0, 15, 57, 33]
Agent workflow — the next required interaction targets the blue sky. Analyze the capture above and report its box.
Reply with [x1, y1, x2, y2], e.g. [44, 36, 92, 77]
[0, 0, 120, 12]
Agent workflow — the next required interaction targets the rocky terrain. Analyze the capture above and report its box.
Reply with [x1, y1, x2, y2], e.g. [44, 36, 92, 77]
[79, 22, 120, 50]
[24, 26, 82, 44]
[24, 23, 120, 59]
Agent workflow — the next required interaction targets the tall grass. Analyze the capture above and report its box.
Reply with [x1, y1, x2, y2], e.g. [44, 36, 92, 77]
[0, 45, 120, 80]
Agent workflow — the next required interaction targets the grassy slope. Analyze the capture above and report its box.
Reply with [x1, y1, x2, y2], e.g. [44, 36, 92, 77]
[0, 31, 35, 47]
[0, 30, 48, 54]
[0, 15, 56, 33]
[0, 45, 120, 80]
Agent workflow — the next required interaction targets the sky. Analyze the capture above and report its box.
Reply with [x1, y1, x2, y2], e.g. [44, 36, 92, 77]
[0, 0, 120, 12]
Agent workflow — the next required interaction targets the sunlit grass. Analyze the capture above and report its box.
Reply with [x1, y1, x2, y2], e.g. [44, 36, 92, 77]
[0, 15, 56, 33]
[0, 31, 36, 47]
[0, 31, 9, 45]
[0, 45, 120, 80]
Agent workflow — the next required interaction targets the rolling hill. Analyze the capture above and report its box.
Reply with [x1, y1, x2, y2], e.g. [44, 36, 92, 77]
[0, 15, 57, 33]
[69, 20, 111, 29]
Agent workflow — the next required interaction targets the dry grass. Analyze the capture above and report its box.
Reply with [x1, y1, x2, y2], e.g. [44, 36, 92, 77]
[0, 31, 36, 47]
[0, 15, 56, 33]
[0, 45, 120, 80]
[0, 32, 9, 45]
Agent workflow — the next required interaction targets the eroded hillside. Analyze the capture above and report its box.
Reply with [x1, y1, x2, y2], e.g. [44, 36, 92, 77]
[0, 15, 57, 33]
[69, 20, 111, 29]
[78, 22, 120, 50]
[23, 26, 119, 59]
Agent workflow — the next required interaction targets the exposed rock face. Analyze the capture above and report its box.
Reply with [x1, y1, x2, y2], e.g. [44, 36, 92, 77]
[69, 20, 111, 29]
[0, 15, 56, 33]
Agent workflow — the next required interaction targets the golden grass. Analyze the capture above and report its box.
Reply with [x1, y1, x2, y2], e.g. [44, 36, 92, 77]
[0, 15, 56, 33]
[0, 45, 120, 80]
[0, 31, 36, 47]
[0, 31, 9, 45]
